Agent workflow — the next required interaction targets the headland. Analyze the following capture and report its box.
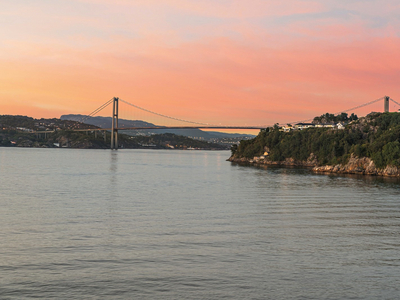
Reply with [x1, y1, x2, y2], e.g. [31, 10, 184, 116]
[228, 112, 400, 177]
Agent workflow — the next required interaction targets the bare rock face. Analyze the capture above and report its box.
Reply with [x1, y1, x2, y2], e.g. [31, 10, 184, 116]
[313, 155, 400, 177]
[306, 153, 318, 166]
[228, 153, 319, 167]
[228, 156, 251, 164]
[382, 165, 400, 176]
[228, 153, 400, 177]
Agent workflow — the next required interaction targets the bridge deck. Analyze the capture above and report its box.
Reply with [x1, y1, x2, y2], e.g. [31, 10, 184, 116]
[72, 126, 266, 131]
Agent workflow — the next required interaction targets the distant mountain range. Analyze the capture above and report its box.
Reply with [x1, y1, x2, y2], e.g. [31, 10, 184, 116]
[60, 115, 256, 140]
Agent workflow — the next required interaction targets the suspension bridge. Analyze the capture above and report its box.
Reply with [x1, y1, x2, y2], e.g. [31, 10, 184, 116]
[67, 95, 400, 149]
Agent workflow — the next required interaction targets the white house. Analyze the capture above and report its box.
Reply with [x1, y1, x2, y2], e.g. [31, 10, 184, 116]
[294, 123, 315, 130]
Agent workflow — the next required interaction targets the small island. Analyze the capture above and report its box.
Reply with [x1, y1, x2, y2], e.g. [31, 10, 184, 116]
[229, 112, 400, 177]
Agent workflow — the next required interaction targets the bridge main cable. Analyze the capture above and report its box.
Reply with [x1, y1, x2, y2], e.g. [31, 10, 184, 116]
[119, 98, 213, 126]
[286, 96, 385, 125]
[332, 96, 384, 115]
[80, 98, 114, 124]
[390, 98, 400, 108]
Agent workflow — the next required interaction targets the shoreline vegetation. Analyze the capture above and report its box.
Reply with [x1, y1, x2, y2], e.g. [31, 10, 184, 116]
[229, 112, 400, 177]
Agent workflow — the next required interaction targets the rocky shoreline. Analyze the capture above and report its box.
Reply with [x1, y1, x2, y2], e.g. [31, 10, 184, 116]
[228, 154, 400, 177]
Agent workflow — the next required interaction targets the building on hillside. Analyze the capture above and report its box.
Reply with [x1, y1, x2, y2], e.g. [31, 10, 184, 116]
[280, 124, 293, 132]
[16, 127, 33, 132]
[337, 123, 345, 130]
[294, 123, 315, 130]
[315, 123, 337, 128]
[281, 122, 346, 131]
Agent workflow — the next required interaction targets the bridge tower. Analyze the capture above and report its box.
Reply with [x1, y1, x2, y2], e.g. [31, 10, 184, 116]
[111, 97, 119, 150]
[384, 96, 390, 113]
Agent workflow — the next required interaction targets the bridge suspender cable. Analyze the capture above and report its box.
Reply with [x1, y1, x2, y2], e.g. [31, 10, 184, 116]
[67, 94, 397, 151]
[79, 98, 114, 124]
[76, 95, 394, 134]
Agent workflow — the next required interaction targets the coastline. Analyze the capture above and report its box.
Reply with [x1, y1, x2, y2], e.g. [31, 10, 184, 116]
[228, 155, 400, 177]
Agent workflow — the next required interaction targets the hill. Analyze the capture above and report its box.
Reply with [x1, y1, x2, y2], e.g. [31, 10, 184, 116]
[60, 114, 155, 129]
[0, 115, 227, 150]
[60, 114, 255, 141]
[229, 112, 400, 176]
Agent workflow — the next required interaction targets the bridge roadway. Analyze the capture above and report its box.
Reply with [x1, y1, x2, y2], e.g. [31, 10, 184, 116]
[72, 126, 267, 131]
[28, 126, 265, 135]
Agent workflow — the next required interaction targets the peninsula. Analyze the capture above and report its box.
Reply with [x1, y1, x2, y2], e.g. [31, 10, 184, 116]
[229, 112, 400, 177]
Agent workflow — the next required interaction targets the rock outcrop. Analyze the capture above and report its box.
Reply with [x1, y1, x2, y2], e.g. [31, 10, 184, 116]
[228, 154, 400, 177]
[313, 155, 400, 177]
[228, 153, 318, 168]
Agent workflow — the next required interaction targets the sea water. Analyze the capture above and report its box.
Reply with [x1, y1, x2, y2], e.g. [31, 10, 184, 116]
[1, 148, 399, 299]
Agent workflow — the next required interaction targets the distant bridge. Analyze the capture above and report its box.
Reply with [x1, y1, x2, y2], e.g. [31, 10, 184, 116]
[73, 126, 267, 131]
[32, 95, 400, 149]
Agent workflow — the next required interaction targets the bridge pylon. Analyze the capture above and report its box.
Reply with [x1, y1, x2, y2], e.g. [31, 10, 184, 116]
[111, 97, 119, 150]
[384, 96, 390, 113]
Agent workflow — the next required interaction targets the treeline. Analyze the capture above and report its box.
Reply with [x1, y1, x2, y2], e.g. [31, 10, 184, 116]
[313, 112, 358, 124]
[231, 112, 400, 168]
[0, 129, 112, 148]
[0, 129, 227, 150]
[0, 115, 96, 131]
[0, 115, 36, 129]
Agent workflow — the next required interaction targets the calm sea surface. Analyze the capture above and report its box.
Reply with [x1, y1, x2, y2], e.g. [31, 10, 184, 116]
[1, 148, 399, 299]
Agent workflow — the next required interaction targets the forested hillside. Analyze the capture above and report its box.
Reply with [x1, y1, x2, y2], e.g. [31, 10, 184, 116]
[231, 112, 400, 168]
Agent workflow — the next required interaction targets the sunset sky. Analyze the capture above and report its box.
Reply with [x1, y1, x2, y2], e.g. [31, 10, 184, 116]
[1, 0, 399, 126]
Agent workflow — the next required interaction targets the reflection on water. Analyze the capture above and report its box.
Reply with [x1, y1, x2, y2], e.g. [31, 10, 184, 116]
[0, 148, 399, 299]
[110, 150, 119, 172]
